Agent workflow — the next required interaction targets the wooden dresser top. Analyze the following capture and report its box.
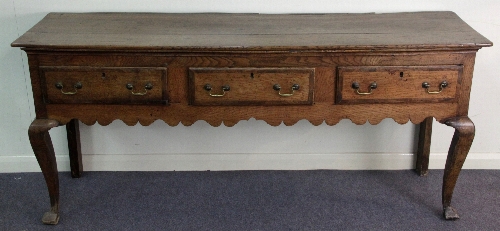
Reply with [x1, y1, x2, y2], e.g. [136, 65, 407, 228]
[12, 11, 492, 51]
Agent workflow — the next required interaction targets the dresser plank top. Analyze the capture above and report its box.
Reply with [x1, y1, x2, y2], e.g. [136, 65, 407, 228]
[12, 11, 492, 51]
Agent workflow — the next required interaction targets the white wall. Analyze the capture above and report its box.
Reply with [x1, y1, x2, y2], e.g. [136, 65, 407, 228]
[1, 0, 499, 172]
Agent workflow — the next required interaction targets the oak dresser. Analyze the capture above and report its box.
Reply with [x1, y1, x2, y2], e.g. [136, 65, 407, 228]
[11, 12, 492, 224]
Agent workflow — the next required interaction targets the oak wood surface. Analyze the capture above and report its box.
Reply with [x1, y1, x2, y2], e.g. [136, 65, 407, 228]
[28, 119, 60, 224]
[416, 117, 433, 176]
[442, 116, 475, 219]
[44, 103, 459, 127]
[41, 66, 167, 104]
[189, 67, 314, 105]
[25, 51, 478, 124]
[11, 12, 492, 224]
[337, 65, 461, 104]
[66, 119, 82, 178]
[11, 12, 492, 51]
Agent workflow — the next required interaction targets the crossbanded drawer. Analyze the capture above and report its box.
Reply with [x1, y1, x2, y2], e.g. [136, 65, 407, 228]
[41, 66, 167, 104]
[336, 65, 462, 104]
[189, 67, 315, 106]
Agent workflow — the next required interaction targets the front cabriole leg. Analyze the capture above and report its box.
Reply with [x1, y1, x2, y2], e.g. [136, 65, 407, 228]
[442, 116, 474, 220]
[28, 119, 60, 225]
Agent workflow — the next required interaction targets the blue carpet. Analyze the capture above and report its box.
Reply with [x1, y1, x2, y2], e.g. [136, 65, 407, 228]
[1, 170, 499, 230]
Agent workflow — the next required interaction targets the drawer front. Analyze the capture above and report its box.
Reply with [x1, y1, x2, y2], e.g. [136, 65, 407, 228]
[189, 68, 314, 105]
[42, 67, 167, 104]
[336, 65, 462, 104]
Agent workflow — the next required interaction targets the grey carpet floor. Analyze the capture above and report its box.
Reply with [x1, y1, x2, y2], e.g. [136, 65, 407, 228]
[1, 170, 499, 231]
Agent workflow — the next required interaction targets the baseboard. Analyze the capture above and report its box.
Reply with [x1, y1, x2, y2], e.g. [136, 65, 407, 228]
[1, 152, 499, 173]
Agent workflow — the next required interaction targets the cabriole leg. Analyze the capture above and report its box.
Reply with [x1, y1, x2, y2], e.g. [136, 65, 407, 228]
[416, 117, 433, 176]
[442, 116, 474, 220]
[66, 119, 82, 178]
[28, 119, 60, 225]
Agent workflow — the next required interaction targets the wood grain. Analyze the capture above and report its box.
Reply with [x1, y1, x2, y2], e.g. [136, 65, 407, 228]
[442, 116, 475, 220]
[11, 12, 492, 51]
[12, 12, 492, 223]
[66, 119, 82, 178]
[44, 102, 459, 127]
[41, 66, 167, 104]
[337, 65, 462, 104]
[416, 117, 433, 176]
[189, 68, 314, 105]
[28, 119, 60, 224]
[27, 51, 473, 126]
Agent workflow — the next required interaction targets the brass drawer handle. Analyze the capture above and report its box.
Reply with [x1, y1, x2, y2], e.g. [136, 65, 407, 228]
[204, 84, 230, 97]
[273, 84, 300, 97]
[126, 83, 153, 96]
[351, 82, 377, 95]
[55, 82, 82, 95]
[422, 81, 448, 94]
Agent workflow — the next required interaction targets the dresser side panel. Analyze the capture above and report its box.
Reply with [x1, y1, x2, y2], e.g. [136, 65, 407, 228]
[456, 52, 477, 116]
[26, 53, 47, 119]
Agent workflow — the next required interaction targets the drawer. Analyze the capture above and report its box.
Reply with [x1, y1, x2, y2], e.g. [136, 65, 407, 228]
[189, 68, 314, 105]
[41, 67, 167, 104]
[336, 65, 462, 104]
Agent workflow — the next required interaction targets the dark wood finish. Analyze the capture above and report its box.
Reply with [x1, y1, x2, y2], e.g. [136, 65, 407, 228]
[45, 103, 460, 127]
[41, 66, 167, 104]
[189, 68, 314, 105]
[11, 12, 492, 224]
[24, 52, 479, 127]
[11, 12, 492, 51]
[442, 116, 475, 219]
[337, 66, 462, 104]
[416, 117, 433, 176]
[28, 119, 60, 224]
[66, 119, 82, 178]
